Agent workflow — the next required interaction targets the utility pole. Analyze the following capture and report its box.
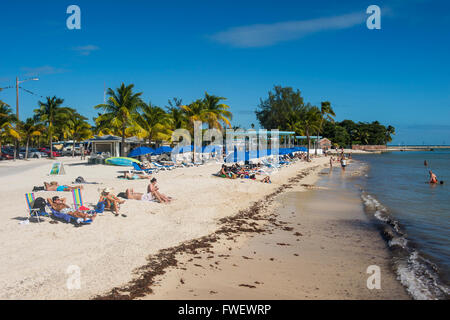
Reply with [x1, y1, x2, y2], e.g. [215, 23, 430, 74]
[15, 77, 39, 121]
[16, 77, 19, 120]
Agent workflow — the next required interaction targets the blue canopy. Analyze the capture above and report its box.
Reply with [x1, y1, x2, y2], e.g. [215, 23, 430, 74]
[172, 145, 194, 153]
[153, 146, 172, 154]
[202, 145, 222, 153]
[127, 146, 155, 157]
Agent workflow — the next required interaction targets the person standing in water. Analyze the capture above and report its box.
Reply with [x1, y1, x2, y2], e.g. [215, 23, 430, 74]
[341, 157, 347, 170]
[429, 170, 438, 184]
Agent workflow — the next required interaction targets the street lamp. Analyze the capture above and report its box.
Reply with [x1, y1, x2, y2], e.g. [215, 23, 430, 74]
[16, 77, 39, 121]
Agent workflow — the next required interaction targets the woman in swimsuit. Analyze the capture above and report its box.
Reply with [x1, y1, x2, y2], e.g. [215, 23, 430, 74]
[99, 188, 125, 215]
[44, 181, 83, 191]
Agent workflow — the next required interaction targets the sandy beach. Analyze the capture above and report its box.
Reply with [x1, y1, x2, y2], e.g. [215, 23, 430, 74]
[144, 164, 409, 300]
[0, 156, 409, 299]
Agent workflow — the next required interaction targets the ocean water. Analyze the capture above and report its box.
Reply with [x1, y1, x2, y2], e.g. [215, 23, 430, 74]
[354, 150, 450, 300]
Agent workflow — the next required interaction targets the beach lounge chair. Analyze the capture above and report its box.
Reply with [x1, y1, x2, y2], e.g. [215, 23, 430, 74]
[132, 162, 156, 174]
[262, 159, 281, 169]
[24, 193, 48, 223]
[47, 204, 93, 224]
[151, 161, 174, 170]
[72, 188, 83, 210]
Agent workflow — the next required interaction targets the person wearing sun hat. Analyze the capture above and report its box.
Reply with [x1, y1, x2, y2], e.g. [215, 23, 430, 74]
[98, 187, 125, 216]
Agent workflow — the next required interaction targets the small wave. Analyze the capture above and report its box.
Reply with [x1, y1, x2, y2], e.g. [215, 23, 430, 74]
[361, 192, 449, 300]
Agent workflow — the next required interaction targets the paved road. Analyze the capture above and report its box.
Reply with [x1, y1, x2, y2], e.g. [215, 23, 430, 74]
[0, 160, 49, 178]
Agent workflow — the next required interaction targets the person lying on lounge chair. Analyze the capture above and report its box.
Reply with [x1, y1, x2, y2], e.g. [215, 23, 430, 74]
[44, 181, 83, 192]
[99, 188, 125, 216]
[122, 172, 152, 180]
[140, 161, 153, 169]
[48, 196, 96, 222]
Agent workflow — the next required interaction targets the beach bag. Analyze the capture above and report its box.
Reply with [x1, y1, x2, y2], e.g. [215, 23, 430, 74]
[32, 197, 47, 214]
[75, 176, 87, 183]
[95, 201, 106, 213]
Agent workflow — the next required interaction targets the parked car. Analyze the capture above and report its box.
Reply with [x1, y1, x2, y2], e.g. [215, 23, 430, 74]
[39, 147, 61, 157]
[1, 148, 24, 159]
[0, 152, 14, 160]
[19, 148, 47, 159]
[62, 146, 82, 156]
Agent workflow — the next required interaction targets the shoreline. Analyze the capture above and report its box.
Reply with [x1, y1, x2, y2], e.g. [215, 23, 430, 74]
[139, 161, 409, 300]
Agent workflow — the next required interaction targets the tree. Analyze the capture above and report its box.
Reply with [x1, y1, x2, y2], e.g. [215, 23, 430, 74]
[255, 86, 304, 130]
[34, 96, 66, 158]
[19, 118, 44, 159]
[64, 111, 92, 157]
[94, 83, 144, 156]
[166, 98, 187, 131]
[202, 92, 232, 130]
[385, 125, 395, 143]
[137, 102, 173, 147]
[333, 126, 351, 147]
[0, 103, 20, 153]
[315, 101, 335, 155]
[180, 99, 209, 162]
[296, 105, 321, 161]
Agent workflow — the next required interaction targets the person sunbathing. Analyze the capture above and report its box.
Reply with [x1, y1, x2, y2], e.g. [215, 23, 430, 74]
[261, 176, 271, 183]
[44, 181, 83, 192]
[125, 178, 172, 204]
[122, 172, 152, 180]
[99, 188, 125, 215]
[141, 161, 153, 169]
[48, 196, 96, 222]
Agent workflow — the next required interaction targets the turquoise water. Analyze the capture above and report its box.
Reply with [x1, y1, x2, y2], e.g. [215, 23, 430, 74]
[354, 150, 450, 299]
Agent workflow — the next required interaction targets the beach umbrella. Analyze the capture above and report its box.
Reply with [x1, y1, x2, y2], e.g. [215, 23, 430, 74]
[127, 146, 155, 157]
[154, 146, 172, 155]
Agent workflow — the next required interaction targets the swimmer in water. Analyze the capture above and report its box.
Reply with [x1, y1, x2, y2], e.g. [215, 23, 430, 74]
[429, 170, 438, 184]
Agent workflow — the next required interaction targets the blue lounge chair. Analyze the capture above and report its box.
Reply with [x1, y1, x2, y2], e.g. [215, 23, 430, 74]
[132, 162, 156, 174]
[47, 204, 92, 224]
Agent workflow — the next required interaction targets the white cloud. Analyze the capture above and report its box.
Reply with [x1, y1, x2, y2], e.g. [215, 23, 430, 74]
[209, 12, 366, 48]
[21, 65, 69, 76]
[72, 45, 100, 56]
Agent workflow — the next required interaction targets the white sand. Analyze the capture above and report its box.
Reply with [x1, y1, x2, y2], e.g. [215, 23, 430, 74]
[0, 156, 328, 299]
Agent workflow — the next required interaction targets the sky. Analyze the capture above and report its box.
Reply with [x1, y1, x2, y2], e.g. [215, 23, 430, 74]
[0, 0, 449, 145]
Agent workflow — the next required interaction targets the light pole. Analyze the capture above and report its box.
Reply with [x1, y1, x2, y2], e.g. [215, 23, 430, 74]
[16, 77, 39, 121]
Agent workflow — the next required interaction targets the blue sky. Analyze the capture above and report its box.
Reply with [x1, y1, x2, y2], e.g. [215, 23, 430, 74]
[1, 0, 449, 145]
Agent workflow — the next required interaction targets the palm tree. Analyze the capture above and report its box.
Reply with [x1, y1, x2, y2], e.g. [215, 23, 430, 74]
[19, 118, 44, 159]
[34, 96, 66, 158]
[0, 103, 20, 153]
[166, 97, 187, 131]
[356, 129, 370, 145]
[63, 111, 92, 157]
[137, 102, 173, 147]
[296, 105, 321, 161]
[180, 100, 210, 162]
[315, 101, 335, 155]
[202, 92, 232, 130]
[385, 125, 395, 144]
[94, 83, 144, 156]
